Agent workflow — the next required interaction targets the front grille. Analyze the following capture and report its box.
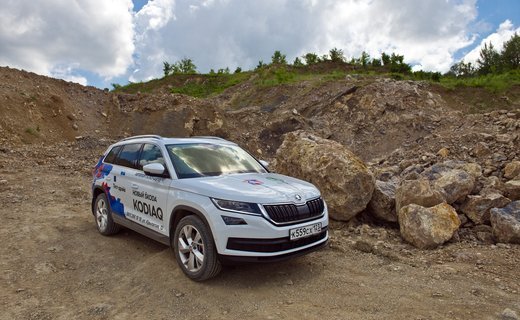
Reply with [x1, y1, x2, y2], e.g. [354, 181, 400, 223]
[226, 228, 328, 253]
[263, 197, 325, 224]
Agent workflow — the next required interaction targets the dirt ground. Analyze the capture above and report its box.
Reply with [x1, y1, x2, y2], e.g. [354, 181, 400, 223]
[0, 144, 519, 320]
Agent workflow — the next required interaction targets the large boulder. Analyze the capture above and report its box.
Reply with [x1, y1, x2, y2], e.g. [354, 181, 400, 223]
[395, 179, 445, 213]
[461, 192, 511, 224]
[490, 201, 520, 244]
[504, 161, 520, 179]
[504, 180, 520, 201]
[274, 131, 375, 221]
[398, 203, 461, 249]
[368, 178, 399, 222]
[432, 169, 475, 204]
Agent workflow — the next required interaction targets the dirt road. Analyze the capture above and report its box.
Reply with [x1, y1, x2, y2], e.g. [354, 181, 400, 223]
[1, 144, 519, 320]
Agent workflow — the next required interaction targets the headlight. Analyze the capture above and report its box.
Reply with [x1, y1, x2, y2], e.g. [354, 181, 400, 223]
[211, 198, 261, 215]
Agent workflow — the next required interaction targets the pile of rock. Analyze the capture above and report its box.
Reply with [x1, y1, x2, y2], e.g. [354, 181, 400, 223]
[275, 131, 520, 249]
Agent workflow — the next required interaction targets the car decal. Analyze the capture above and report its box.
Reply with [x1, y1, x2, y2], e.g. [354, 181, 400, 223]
[244, 179, 263, 185]
[92, 158, 125, 217]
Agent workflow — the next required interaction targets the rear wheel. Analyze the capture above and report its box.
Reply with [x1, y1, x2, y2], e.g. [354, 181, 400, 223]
[172, 215, 221, 281]
[94, 193, 120, 235]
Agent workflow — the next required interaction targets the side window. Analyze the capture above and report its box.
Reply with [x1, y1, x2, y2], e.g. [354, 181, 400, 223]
[138, 144, 166, 170]
[104, 146, 121, 164]
[114, 144, 142, 169]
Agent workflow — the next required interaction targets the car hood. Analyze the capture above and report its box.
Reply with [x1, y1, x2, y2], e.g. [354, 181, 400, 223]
[171, 172, 320, 204]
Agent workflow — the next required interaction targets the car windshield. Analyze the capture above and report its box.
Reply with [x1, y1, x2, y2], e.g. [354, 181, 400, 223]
[166, 143, 267, 179]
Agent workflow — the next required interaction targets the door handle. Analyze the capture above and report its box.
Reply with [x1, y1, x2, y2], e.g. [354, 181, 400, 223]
[132, 184, 139, 189]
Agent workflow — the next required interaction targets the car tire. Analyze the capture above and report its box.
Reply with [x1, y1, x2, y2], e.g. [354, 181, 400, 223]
[94, 193, 120, 235]
[173, 215, 221, 281]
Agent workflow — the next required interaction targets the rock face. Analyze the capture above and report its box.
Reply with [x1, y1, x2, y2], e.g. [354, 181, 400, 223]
[368, 178, 399, 222]
[431, 169, 475, 204]
[461, 192, 511, 224]
[490, 201, 520, 244]
[395, 179, 445, 213]
[504, 180, 520, 200]
[504, 161, 520, 179]
[398, 203, 461, 249]
[274, 131, 375, 221]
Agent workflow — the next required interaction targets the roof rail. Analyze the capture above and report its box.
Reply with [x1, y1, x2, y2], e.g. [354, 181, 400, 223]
[191, 136, 228, 141]
[122, 135, 162, 141]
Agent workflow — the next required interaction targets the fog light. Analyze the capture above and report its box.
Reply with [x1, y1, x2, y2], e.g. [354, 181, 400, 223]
[221, 216, 247, 225]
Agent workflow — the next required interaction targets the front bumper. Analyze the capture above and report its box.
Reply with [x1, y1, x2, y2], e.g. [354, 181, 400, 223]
[218, 237, 328, 264]
[208, 202, 329, 259]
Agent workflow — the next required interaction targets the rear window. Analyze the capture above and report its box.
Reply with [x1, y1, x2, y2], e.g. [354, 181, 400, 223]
[104, 146, 121, 164]
[114, 144, 142, 169]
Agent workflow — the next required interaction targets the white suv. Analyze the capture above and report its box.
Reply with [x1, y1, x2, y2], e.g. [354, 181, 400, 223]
[91, 135, 328, 280]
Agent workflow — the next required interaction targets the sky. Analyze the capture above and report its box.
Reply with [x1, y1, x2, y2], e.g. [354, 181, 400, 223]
[0, 0, 518, 89]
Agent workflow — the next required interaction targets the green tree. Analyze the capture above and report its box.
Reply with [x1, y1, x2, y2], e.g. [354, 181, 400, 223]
[111, 83, 122, 90]
[178, 58, 197, 74]
[360, 51, 370, 67]
[217, 67, 230, 74]
[329, 47, 345, 63]
[271, 50, 287, 64]
[381, 52, 391, 66]
[255, 60, 266, 70]
[163, 61, 172, 76]
[477, 42, 500, 75]
[501, 33, 520, 70]
[303, 53, 319, 65]
[293, 57, 304, 67]
[234, 67, 242, 73]
[371, 58, 382, 67]
[448, 60, 476, 78]
[209, 69, 216, 75]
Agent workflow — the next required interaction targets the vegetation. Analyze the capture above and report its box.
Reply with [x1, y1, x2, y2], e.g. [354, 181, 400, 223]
[114, 33, 519, 97]
[443, 33, 520, 91]
[163, 58, 197, 76]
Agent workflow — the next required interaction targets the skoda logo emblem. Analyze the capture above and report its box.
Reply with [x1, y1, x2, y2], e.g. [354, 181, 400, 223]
[295, 194, 302, 201]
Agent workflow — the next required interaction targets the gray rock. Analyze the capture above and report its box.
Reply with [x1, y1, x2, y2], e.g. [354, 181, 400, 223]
[504, 180, 520, 200]
[398, 202, 461, 249]
[490, 201, 520, 244]
[461, 192, 511, 224]
[274, 131, 375, 221]
[395, 179, 445, 214]
[504, 161, 520, 179]
[368, 178, 399, 222]
[432, 169, 475, 204]
[501, 308, 519, 320]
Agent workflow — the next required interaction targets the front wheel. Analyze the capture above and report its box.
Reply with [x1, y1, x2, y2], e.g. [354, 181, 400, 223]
[94, 193, 120, 235]
[172, 215, 221, 281]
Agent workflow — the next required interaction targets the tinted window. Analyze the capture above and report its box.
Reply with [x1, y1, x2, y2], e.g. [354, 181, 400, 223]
[114, 144, 142, 168]
[104, 146, 121, 164]
[138, 144, 166, 170]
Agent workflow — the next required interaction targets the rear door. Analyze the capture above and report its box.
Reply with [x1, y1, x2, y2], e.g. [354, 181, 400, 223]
[111, 143, 142, 219]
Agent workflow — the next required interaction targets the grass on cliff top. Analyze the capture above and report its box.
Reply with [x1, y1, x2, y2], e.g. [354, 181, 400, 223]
[438, 70, 520, 92]
[114, 63, 520, 98]
[114, 65, 353, 98]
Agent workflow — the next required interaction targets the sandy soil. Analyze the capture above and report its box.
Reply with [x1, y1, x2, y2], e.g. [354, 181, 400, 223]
[0, 144, 519, 320]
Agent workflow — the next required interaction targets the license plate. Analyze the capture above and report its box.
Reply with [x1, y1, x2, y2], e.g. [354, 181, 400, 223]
[289, 222, 322, 241]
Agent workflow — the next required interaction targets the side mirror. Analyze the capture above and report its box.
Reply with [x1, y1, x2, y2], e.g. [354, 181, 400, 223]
[259, 160, 269, 169]
[143, 163, 165, 176]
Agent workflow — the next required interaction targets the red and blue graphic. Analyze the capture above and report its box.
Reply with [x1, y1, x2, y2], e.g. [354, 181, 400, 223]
[244, 179, 264, 185]
[93, 157, 125, 217]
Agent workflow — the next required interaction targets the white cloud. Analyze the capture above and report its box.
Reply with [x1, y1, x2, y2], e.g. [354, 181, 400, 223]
[50, 64, 88, 86]
[0, 0, 135, 84]
[463, 19, 520, 64]
[129, 0, 480, 80]
[0, 0, 501, 86]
